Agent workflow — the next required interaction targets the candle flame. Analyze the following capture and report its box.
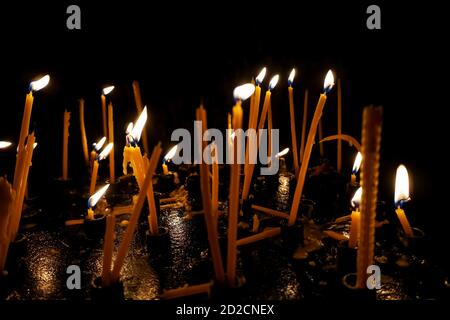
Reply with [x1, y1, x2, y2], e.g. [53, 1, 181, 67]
[98, 142, 113, 161]
[93, 137, 107, 152]
[164, 145, 178, 161]
[395, 164, 410, 206]
[0, 141, 12, 149]
[33, 142, 38, 149]
[126, 122, 134, 135]
[102, 86, 115, 96]
[130, 106, 148, 142]
[275, 147, 289, 158]
[256, 67, 267, 85]
[30, 75, 50, 92]
[233, 83, 255, 101]
[352, 152, 362, 174]
[351, 187, 362, 208]
[88, 184, 110, 208]
[288, 68, 296, 85]
[323, 70, 335, 93]
[269, 75, 280, 90]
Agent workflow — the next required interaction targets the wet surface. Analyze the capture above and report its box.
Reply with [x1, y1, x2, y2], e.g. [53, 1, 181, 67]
[1, 171, 449, 300]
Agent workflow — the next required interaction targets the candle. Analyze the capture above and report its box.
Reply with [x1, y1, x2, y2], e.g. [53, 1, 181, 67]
[320, 134, 362, 153]
[123, 107, 159, 235]
[108, 102, 115, 183]
[89, 143, 113, 195]
[211, 143, 219, 227]
[299, 89, 308, 162]
[87, 183, 110, 220]
[348, 187, 362, 248]
[252, 204, 290, 220]
[111, 144, 161, 283]
[9, 133, 36, 242]
[236, 227, 281, 246]
[337, 78, 342, 173]
[243, 68, 265, 196]
[62, 110, 70, 180]
[160, 281, 214, 299]
[78, 98, 89, 166]
[252, 214, 260, 233]
[102, 213, 115, 287]
[132, 81, 150, 156]
[91, 136, 106, 172]
[356, 106, 383, 289]
[101, 86, 114, 139]
[318, 118, 324, 158]
[394, 164, 414, 237]
[242, 76, 278, 200]
[227, 112, 232, 164]
[0, 177, 14, 272]
[162, 145, 178, 175]
[351, 152, 362, 184]
[289, 70, 335, 226]
[0, 141, 12, 149]
[227, 83, 254, 287]
[288, 68, 300, 176]
[196, 105, 225, 285]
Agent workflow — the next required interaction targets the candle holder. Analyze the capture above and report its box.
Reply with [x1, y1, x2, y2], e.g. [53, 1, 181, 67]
[155, 173, 177, 194]
[398, 227, 426, 256]
[185, 173, 202, 211]
[341, 273, 376, 301]
[146, 227, 170, 262]
[91, 276, 125, 301]
[84, 213, 107, 240]
[280, 223, 304, 255]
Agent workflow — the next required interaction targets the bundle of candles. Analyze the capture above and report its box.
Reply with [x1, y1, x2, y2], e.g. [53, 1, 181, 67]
[0, 67, 429, 300]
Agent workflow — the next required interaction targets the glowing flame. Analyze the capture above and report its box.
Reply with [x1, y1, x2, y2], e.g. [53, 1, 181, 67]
[98, 142, 113, 161]
[395, 164, 410, 206]
[233, 83, 255, 101]
[0, 141, 12, 149]
[352, 152, 362, 174]
[30, 75, 50, 92]
[88, 184, 110, 208]
[275, 147, 289, 158]
[230, 132, 236, 140]
[256, 67, 267, 85]
[102, 86, 115, 95]
[33, 142, 38, 149]
[351, 187, 362, 208]
[130, 106, 148, 142]
[164, 145, 178, 161]
[288, 68, 296, 85]
[269, 75, 280, 90]
[126, 122, 134, 135]
[323, 70, 335, 93]
[93, 137, 106, 152]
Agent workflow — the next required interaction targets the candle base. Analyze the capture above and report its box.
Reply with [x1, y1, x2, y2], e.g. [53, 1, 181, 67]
[341, 273, 376, 301]
[146, 227, 170, 261]
[84, 213, 107, 240]
[91, 276, 124, 301]
[336, 242, 357, 276]
[398, 227, 426, 256]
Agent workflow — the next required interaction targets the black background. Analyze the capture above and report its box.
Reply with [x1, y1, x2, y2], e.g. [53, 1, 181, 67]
[0, 1, 448, 269]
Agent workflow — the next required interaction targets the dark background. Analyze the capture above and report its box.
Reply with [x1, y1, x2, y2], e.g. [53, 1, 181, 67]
[0, 1, 447, 267]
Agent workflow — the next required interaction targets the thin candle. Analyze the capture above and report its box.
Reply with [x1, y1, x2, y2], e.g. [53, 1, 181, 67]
[337, 78, 342, 173]
[79, 98, 89, 166]
[62, 110, 70, 181]
[289, 70, 335, 226]
[108, 102, 115, 183]
[132, 81, 150, 155]
[0, 177, 14, 272]
[299, 89, 308, 162]
[101, 86, 114, 139]
[394, 164, 414, 237]
[288, 68, 300, 176]
[348, 187, 362, 248]
[351, 152, 362, 184]
[162, 145, 178, 175]
[89, 143, 113, 195]
[356, 106, 383, 289]
[101, 213, 115, 287]
[87, 184, 110, 220]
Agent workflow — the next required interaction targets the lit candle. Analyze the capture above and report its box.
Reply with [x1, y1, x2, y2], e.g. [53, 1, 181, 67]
[289, 70, 335, 226]
[108, 102, 115, 183]
[351, 152, 362, 184]
[196, 105, 225, 285]
[288, 68, 300, 176]
[275, 147, 289, 159]
[356, 106, 383, 289]
[87, 184, 110, 220]
[242, 76, 278, 200]
[89, 143, 113, 195]
[337, 78, 342, 173]
[348, 187, 362, 248]
[111, 144, 161, 283]
[0, 141, 12, 149]
[62, 110, 70, 180]
[243, 68, 266, 196]
[132, 81, 150, 156]
[162, 145, 178, 175]
[101, 86, 114, 139]
[299, 89, 308, 162]
[101, 212, 115, 287]
[79, 98, 89, 166]
[228, 83, 254, 287]
[394, 164, 414, 237]
[90, 137, 106, 172]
